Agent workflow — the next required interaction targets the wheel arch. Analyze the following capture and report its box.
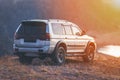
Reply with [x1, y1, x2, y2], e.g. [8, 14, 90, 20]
[54, 41, 67, 52]
[88, 42, 96, 50]
[85, 41, 96, 52]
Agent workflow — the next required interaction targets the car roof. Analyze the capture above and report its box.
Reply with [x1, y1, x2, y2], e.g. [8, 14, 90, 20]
[22, 19, 71, 24]
[22, 19, 79, 28]
[22, 19, 48, 23]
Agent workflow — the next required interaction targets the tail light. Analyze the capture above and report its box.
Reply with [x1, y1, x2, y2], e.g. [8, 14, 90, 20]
[45, 33, 50, 40]
[14, 32, 17, 39]
[14, 32, 21, 39]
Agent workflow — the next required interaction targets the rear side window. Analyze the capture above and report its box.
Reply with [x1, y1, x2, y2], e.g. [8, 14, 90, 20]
[51, 23, 65, 35]
[64, 25, 73, 35]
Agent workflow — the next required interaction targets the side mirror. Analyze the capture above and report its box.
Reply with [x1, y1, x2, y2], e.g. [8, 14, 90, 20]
[76, 32, 81, 36]
[81, 30, 86, 35]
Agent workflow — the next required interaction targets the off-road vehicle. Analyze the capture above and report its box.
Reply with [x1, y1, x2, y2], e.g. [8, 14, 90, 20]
[13, 19, 96, 65]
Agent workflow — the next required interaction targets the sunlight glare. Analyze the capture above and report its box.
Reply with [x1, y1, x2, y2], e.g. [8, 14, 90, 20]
[98, 45, 120, 57]
[112, 0, 120, 8]
[103, 0, 120, 9]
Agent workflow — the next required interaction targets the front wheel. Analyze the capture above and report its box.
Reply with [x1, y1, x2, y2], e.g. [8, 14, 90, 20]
[83, 45, 95, 62]
[51, 47, 66, 65]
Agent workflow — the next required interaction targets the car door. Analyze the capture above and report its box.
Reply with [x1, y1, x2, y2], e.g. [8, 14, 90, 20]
[71, 25, 89, 52]
[63, 24, 76, 53]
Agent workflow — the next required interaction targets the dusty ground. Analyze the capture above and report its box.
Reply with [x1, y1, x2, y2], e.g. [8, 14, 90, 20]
[0, 31, 120, 80]
[0, 53, 120, 80]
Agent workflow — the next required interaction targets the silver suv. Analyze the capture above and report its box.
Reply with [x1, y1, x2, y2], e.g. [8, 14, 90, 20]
[13, 19, 96, 65]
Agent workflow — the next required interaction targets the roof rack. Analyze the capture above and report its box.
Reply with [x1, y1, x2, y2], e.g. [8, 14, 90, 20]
[48, 19, 68, 23]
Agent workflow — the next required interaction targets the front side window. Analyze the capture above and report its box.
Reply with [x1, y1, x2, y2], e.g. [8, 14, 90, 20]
[64, 25, 73, 35]
[72, 26, 81, 35]
[52, 23, 65, 35]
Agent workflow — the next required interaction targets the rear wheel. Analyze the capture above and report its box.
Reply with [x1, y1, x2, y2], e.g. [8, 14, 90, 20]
[83, 45, 95, 62]
[51, 47, 66, 65]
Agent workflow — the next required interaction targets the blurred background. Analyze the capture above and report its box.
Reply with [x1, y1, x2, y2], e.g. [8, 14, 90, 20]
[0, 0, 120, 55]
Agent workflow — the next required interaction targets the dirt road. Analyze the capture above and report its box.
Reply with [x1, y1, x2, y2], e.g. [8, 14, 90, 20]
[0, 53, 120, 80]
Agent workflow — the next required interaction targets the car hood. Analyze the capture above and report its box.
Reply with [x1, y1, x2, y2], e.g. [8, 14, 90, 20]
[83, 35, 95, 41]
